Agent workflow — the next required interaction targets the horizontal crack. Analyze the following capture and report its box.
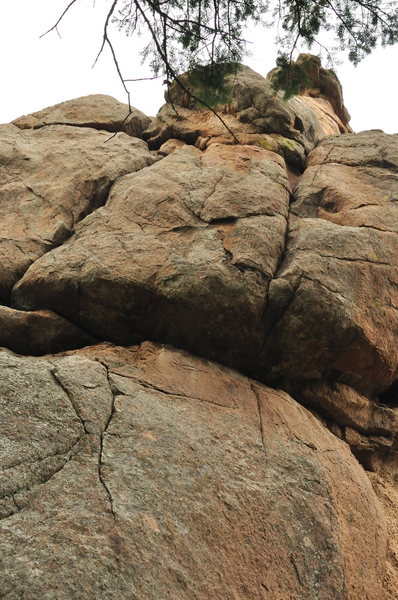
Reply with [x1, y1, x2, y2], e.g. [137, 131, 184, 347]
[110, 371, 237, 409]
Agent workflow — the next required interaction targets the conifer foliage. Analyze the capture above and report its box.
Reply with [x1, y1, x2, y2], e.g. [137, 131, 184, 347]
[46, 0, 398, 103]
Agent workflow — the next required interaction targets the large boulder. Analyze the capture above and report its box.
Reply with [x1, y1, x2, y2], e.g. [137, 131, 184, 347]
[11, 143, 290, 374]
[11, 130, 398, 400]
[0, 342, 387, 599]
[267, 53, 351, 125]
[12, 94, 152, 138]
[0, 121, 156, 302]
[0, 77, 397, 599]
[0, 305, 96, 355]
[144, 58, 351, 165]
[260, 131, 398, 395]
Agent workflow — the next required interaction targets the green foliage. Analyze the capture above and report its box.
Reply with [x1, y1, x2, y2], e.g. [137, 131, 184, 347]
[270, 54, 313, 99]
[187, 63, 236, 108]
[111, 0, 398, 97]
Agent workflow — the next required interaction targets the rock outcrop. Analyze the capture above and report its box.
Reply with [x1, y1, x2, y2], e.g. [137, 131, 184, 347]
[145, 56, 352, 172]
[12, 94, 151, 138]
[0, 343, 387, 599]
[1, 58, 397, 599]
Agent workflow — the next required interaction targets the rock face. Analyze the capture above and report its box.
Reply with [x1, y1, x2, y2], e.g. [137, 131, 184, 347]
[12, 94, 151, 138]
[0, 343, 387, 599]
[0, 121, 156, 304]
[144, 57, 351, 170]
[1, 66, 397, 599]
[12, 143, 290, 372]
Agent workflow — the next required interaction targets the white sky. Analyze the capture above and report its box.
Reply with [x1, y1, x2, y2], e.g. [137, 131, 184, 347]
[1, 0, 397, 133]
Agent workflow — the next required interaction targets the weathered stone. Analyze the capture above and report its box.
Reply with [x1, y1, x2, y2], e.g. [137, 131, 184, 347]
[158, 137, 186, 155]
[369, 464, 398, 600]
[299, 380, 398, 437]
[260, 131, 398, 393]
[145, 61, 351, 161]
[0, 77, 397, 598]
[344, 426, 394, 469]
[0, 122, 156, 302]
[0, 342, 387, 599]
[13, 94, 152, 138]
[267, 53, 351, 125]
[12, 144, 290, 374]
[0, 305, 96, 355]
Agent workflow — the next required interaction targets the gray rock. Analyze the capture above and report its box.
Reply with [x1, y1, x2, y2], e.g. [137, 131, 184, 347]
[13, 94, 152, 139]
[0, 342, 387, 600]
[0, 122, 155, 302]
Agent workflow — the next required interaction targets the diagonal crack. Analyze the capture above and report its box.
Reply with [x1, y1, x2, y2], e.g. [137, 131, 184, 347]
[50, 368, 89, 435]
[290, 553, 304, 587]
[251, 384, 267, 466]
[110, 371, 237, 409]
[0, 436, 83, 520]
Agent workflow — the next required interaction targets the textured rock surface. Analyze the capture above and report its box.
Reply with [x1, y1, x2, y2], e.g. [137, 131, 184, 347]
[1, 70, 397, 598]
[12, 143, 290, 373]
[0, 343, 387, 599]
[262, 131, 398, 394]
[370, 463, 398, 599]
[144, 61, 351, 164]
[0, 305, 96, 355]
[12, 94, 151, 138]
[0, 122, 155, 302]
[11, 130, 398, 399]
[267, 53, 351, 125]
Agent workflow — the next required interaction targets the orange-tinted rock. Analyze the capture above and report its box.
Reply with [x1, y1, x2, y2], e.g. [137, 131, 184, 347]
[12, 144, 289, 374]
[145, 61, 350, 162]
[0, 305, 96, 355]
[0, 342, 388, 599]
[260, 131, 398, 393]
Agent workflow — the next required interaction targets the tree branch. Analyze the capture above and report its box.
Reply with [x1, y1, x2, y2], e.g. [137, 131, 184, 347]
[40, 0, 80, 37]
[134, 0, 240, 142]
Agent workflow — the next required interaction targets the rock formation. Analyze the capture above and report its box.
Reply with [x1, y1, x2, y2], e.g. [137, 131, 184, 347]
[1, 56, 397, 599]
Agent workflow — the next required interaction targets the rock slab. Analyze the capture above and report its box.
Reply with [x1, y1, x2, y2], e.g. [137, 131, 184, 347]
[0, 342, 387, 599]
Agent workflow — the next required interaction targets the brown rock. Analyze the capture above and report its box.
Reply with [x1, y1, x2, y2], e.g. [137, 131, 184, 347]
[260, 131, 398, 393]
[269, 53, 351, 126]
[12, 94, 152, 138]
[0, 342, 388, 599]
[158, 137, 187, 155]
[299, 380, 398, 437]
[369, 465, 398, 599]
[344, 426, 394, 470]
[145, 62, 350, 161]
[0, 305, 96, 355]
[12, 144, 290, 374]
[0, 122, 156, 302]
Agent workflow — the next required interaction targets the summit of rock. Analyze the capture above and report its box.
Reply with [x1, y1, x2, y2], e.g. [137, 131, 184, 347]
[145, 56, 351, 172]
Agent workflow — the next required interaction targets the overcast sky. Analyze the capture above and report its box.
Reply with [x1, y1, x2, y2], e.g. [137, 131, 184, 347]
[1, 0, 397, 133]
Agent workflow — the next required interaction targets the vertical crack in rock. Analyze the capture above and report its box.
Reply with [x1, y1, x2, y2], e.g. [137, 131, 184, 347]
[308, 143, 336, 188]
[50, 368, 89, 435]
[251, 384, 267, 465]
[198, 173, 226, 219]
[261, 200, 300, 346]
[261, 145, 337, 348]
[96, 360, 117, 523]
